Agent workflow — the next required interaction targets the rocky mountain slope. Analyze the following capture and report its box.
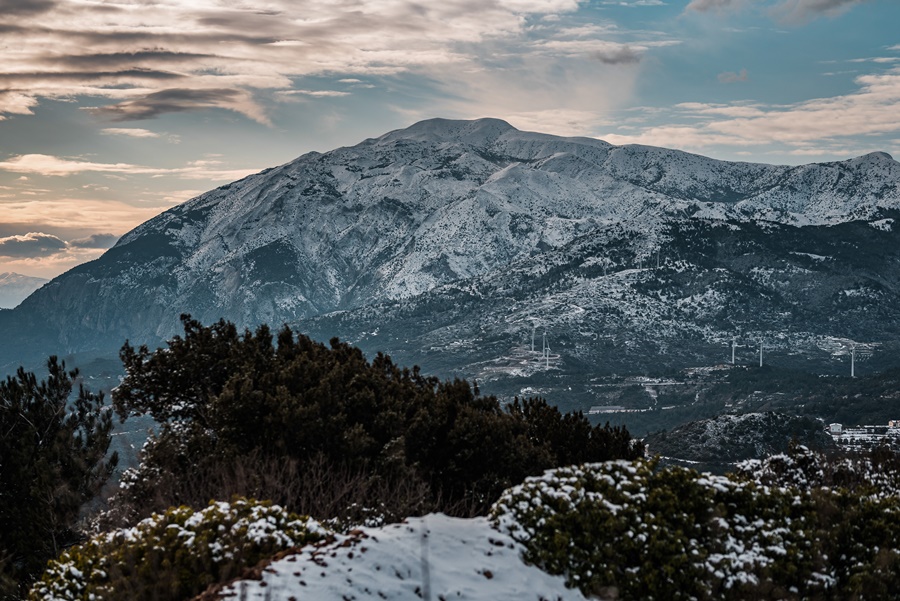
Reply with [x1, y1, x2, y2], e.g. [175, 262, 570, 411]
[644, 411, 834, 470]
[2, 118, 899, 396]
[297, 212, 900, 412]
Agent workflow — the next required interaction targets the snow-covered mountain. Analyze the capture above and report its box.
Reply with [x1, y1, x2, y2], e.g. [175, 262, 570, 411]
[2, 118, 900, 381]
[0, 272, 47, 309]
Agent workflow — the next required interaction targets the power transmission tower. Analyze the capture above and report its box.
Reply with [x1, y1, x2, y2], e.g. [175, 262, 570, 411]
[543, 332, 550, 368]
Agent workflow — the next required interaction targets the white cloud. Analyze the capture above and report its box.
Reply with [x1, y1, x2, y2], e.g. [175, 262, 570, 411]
[162, 189, 206, 204]
[718, 68, 749, 83]
[0, 91, 40, 117]
[0, 198, 165, 231]
[507, 109, 614, 136]
[276, 90, 352, 99]
[0, 245, 110, 279]
[0, 154, 261, 180]
[601, 68, 900, 152]
[101, 128, 162, 138]
[0, 0, 588, 123]
[602, 0, 666, 5]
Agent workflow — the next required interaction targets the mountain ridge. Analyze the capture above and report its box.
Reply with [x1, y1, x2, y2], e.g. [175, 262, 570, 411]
[2, 118, 899, 378]
[0, 272, 48, 310]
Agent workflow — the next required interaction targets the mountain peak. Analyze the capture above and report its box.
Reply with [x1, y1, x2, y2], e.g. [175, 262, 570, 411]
[863, 151, 894, 162]
[0, 272, 48, 309]
[846, 151, 895, 166]
[378, 117, 516, 145]
[5, 119, 900, 370]
[0, 272, 47, 284]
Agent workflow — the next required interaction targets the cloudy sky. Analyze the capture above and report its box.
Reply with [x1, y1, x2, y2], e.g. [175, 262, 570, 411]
[0, 0, 897, 278]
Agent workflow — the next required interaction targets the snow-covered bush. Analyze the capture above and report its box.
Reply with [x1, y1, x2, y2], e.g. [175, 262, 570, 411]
[493, 455, 900, 599]
[491, 459, 830, 600]
[735, 442, 900, 498]
[29, 498, 328, 601]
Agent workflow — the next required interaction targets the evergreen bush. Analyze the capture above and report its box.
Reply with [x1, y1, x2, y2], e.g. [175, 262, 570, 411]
[0, 357, 117, 598]
[493, 453, 900, 600]
[29, 498, 326, 601]
[109, 315, 642, 524]
[492, 459, 830, 600]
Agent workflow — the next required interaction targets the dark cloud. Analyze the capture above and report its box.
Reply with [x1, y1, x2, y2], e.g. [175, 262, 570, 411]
[89, 88, 247, 121]
[68, 233, 118, 249]
[686, 0, 867, 22]
[0, 232, 66, 258]
[48, 51, 215, 70]
[60, 27, 279, 47]
[685, 0, 745, 12]
[0, 24, 24, 34]
[592, 46, 642, 65]
[0, 0, 55, 16]
[0, 21, 277, 47]
[771, 0, 869, 24]
[0, 69, 183, 83]
[197, 12, 286, 31]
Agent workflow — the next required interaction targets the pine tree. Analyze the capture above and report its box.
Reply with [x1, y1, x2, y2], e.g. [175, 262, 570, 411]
[0, 357, 117, 599]
[112, 316, 643, 522]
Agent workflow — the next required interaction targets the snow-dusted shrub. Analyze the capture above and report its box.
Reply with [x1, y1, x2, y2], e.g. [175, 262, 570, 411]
[491, 459, 830, 600]
[28, 498, 327, 601]
[735, 442, 900, 499]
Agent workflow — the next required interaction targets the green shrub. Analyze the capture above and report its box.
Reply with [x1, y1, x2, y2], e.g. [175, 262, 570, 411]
[110, 316, 642, 523]
[734, 442, 900, 498]
[491, 460, 830, 600]
[0, 357, 117, 597]
[29, 498, 327, 601]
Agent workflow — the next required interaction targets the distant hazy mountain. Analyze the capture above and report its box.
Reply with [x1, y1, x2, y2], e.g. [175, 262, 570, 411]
[0, 272, 47, 309]
[2, 118, 899, 390]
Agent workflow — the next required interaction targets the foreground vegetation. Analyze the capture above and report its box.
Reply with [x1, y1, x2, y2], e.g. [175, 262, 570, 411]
[29, 498, 324, 601]
[1, 315, 640, 599]
[108, 315, 641, 524]
[494, 445, 900, 600]
[0, 359, 117, 599]
[29, 444, 900, 601]
[8, 316, 900, 600]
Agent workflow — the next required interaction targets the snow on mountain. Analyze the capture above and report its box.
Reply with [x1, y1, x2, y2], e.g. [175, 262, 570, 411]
[2, 118, 899, 371]
[644, 412, 833, 467]
[0, 272, 47, 309]
[222, 514, 584, 601]
[286, 212, 900, 424]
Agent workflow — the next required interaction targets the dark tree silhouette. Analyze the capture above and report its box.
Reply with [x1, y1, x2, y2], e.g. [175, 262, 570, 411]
[0, 357, 117, 598]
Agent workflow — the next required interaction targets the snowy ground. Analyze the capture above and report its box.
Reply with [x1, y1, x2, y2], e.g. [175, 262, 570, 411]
[220, 514, 584, 601]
